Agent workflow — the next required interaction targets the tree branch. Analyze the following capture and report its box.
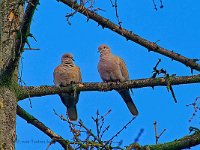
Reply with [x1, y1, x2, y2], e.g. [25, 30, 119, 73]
[17, 105, 73, 150]
[17, 104, 200, 150]
[3, 0, 39, 79]
[58, 0, 200, 72]
[127, 130, 200, 150]
[17, 74, 200, 100]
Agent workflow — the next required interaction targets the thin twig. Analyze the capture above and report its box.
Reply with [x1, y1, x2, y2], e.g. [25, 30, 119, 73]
[53, 109, 82, 143]
[99, 109, 112, 138]
[100, 125, 110, 139]
[187, 97, 200, 122]
[53, 109, 68, 121]
[152, 0, 157, 11]
[79, 120, 102, 143]
[92, 110, 100, 139]
[99, 109, 112, 120]
[103, 117, 136, 147]
[23, 48, 40, 50]
[160, 0, 164, 8]
[154, 121, 166, 144]
[151, 59, 178, 103]
[110, 0, 122, 28]
[18, 60, 33, 108]
[154, 121, 158, 144]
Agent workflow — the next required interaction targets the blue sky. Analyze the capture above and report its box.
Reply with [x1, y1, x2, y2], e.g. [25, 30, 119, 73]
[16, 0, 200, 149]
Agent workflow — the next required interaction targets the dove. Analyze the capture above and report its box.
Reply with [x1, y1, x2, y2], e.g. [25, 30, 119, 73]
[54, 53, 82, 121]
[97, 44, 138, 116]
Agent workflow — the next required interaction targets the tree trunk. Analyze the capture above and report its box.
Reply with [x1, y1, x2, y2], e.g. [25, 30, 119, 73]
[0, 88, 17, 149]
[0, 0, 24, 77]
[0, 0, 24, 149]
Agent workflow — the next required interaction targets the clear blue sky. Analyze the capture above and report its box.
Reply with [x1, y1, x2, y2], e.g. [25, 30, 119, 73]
[16, 0, 200, 149]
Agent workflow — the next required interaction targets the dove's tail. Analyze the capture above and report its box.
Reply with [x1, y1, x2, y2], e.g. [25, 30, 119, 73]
[67, 106, 78, 121]
[117, 89, 139, 116]
[59, 94, 78, 121]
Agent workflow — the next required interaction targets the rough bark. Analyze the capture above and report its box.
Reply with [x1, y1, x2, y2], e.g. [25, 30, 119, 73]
[0, 0, 24, 80]
[0, 0, 24, 149]
[0, 87, 17, 150]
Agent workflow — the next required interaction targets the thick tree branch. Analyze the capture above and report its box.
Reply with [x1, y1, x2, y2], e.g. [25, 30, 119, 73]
[58, 0, 200, 72]
[127, 130, 200, 150]
[3, 0, 39, 80]
[17, 74, 200, 100]
[17, 105, 73, 150]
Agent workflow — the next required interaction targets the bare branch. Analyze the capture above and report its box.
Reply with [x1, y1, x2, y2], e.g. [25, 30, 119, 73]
[160, 0, 164, 8]
[187, 96, 200, 122]
[17, 105, 73, 150]
[17, 105, 200, 150]
[153, 121, 166, 144]
[92, 110, 101, 139]
[127, 130, 200, 150]
[152, 0, 158, 11]
[109, 0, 122, 28]
[152, 0, 164, 10]
[103, 117, 136, 147]
[79, 120, 102, 143]
[58, 0, 200, 71]
[23, 48, 40, 50]
[17, 74, 200, 100]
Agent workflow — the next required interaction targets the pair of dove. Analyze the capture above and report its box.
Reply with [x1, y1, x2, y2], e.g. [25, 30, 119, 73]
[54, 44, 138, 121]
